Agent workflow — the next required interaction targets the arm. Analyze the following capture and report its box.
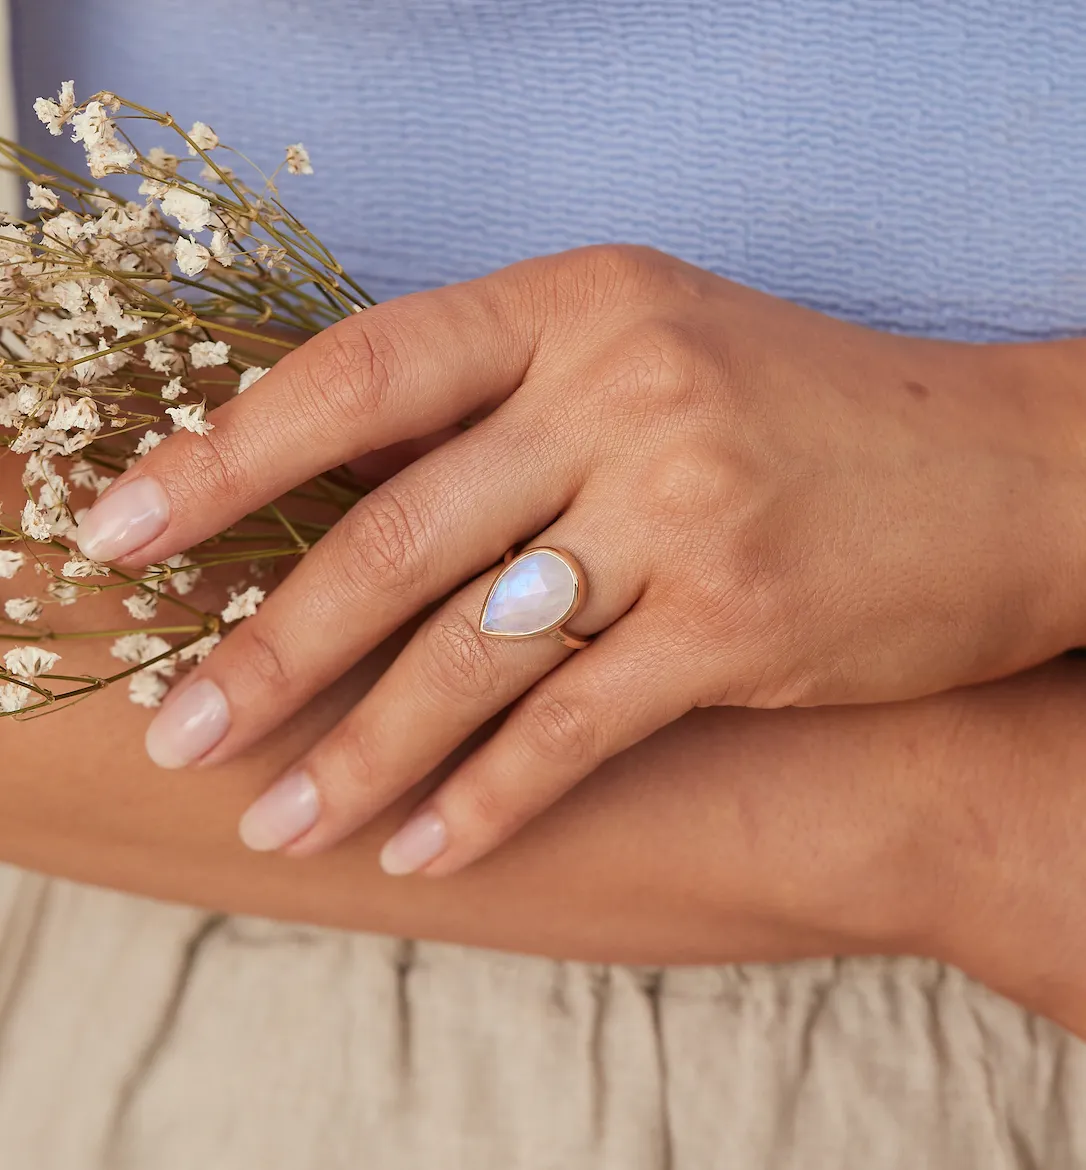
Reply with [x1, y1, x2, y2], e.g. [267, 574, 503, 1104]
[4, 525, 1086, 1035]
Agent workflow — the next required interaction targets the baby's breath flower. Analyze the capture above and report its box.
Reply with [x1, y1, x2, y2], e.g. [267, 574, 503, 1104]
[128, 671, 169, 708]
[237, 366, 269, 393]
[160, 378, 185, 401]
[209, 230, 235, 267]
[187, 122, 220, 154]
[4, 598, 42, 624]
[285, 143, 313, 176]
[20, 501, 53, 542]
[4, 646, 60, 678]
[162, 554, 202, 596]
[144, 338, 181, 374]
[135, 430, 167, 456]
[122, 591, 158, 622]
[189, 339, 230, 368]
[62, 556, 110, 579]
[47, 581, 80, 606]
[26, 182, 60, 211]
[48, 395, 102, 433]
[175, 235, 211, 276]
[0, 550, 25, 580]
[167, 402, 213, 436]
[33, 80, 76, 136]
[177, 632, 221, 663]
[110, 632, 174, 674]
[221, 585, 265, 623]
[159, 187, 213, 233]
[0, 684, 32, 713]
[69, 100, 113, 148]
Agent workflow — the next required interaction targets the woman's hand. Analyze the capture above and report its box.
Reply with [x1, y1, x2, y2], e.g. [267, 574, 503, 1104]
[72, 245, 1086, 873]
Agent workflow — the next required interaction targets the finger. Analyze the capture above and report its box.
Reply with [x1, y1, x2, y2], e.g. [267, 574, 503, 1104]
[235, 506, 644, 856]
[73, 264, 541, 567]
[380, 606, 691, 876]
[143, 404, 580, 770]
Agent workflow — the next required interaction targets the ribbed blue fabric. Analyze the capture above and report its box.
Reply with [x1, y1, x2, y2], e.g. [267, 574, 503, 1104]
[11, 0, 1086, 339]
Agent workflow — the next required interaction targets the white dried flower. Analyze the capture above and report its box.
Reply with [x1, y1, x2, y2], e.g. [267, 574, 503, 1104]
[159, 188, 212, 233]
[86, 140, 137, 178]
[0, 550, 25, 579]
[237, 366, 269, 393]
[285, 143, 313, 175]
[209, 230, 234, 267]
[62, 556, 110, 578]
[177, 632, 221, 663]
[4, 645, 60, 678]
[0, 683, 32, 713]
[70, 101, 114, 148]
[26, 183, 60, 211]
[33, 81, 76, 136]
[160, 378, 184, 401]
[110, 632, 175, 675]
[187, 122, 220, 154]
[174, 235, 210, 276]
[122, 591, 158, 622]
[144, 147, 179, 178]
[4, 598, 42, 624]
[135, 430, 167, 456]
[48, 395, 102, 433]
[189, 340, 230, 368]
[167, 402, 214, 436]
[128, 671, 169, 708]
[47, 280, 88, 315]
[20, 500, 53, 541]
[221, 585, 265, 623]
[47, 581, 80, 606]
[162, 554, 201, 595]
[67, 459, 109, 493]
[143, 339, 180, 374]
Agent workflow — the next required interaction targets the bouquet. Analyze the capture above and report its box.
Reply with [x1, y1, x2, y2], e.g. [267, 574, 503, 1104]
[0, 83, 370, 717]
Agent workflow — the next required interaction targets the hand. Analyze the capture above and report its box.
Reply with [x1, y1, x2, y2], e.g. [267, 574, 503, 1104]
[73, 245, 1086, 874]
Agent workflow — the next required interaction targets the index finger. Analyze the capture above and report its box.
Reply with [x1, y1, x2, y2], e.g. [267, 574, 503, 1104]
[73, 266, 538, 567]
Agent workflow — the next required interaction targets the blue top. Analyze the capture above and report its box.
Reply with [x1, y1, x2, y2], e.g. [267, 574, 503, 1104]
[12, 0, 1086, 340]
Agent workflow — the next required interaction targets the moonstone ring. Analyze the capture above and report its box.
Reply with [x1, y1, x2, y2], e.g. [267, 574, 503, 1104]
[478, 547, 592, 650]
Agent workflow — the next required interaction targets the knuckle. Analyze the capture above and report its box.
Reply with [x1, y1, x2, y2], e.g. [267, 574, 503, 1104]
[339, 487, 428, 594]
[297, 313, 404, 430]
[235, 618, 294, 694]
[517, 688, 600, 769]
[425, 608, 503, 700]
[595, 319, 704, 414]
[639, 441, 735, 528]
[457, 775, 512, 836]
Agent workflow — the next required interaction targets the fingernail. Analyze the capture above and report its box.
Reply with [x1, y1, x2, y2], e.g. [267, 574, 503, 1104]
[238, 770, 320, 852]
[75, 477, 170, 562]
[145, 678, 230, 769]
[379, 811, 448, 876]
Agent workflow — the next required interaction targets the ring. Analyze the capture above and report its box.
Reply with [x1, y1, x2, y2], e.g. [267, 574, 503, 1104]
[478, 546, 593, 650]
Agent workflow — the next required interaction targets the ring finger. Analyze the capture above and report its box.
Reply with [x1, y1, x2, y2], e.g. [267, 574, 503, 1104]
[236, 504, 644, 856]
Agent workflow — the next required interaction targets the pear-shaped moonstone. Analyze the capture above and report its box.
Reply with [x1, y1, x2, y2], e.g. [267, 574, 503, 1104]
[481, 550, 578, 636]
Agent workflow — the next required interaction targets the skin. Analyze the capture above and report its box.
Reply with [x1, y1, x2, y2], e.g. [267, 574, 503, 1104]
[3, 506, 1086, 1040]
[70, 246, 1086, 876]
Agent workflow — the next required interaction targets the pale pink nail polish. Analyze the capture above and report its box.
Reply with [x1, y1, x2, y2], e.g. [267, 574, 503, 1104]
[238, 771, 320, 852]
[75, 477, 170, 562]
[145, 678, 230, 769]
[379, 812, 448, 875]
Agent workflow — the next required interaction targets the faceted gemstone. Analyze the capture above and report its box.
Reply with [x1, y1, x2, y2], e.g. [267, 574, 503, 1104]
[481, 550, 578, 636]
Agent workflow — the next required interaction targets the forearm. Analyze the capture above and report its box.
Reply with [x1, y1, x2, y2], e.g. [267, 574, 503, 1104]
[4, 554, 1086, 972]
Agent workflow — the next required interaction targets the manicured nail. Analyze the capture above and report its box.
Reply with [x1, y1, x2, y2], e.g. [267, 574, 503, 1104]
[238, 770, 320, 852]
[145, 678, 230, 769]
[75, 477, 170, 562]
[379, 811, 448, 875]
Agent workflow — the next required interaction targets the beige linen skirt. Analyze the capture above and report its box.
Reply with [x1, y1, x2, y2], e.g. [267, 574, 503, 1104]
[0, 863, 1082, 1169]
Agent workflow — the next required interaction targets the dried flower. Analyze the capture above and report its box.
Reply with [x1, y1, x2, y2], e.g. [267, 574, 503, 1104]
[285, 143, 313, 175]
[1, 84, 373, 716]
[167, 402, 214, 435]
[4, 598, 42, 623]
[221, 585, 265, 623]
[237, 366, 269, 393]
[4, 646, 60, 678]
[189, 340, 230, 368]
